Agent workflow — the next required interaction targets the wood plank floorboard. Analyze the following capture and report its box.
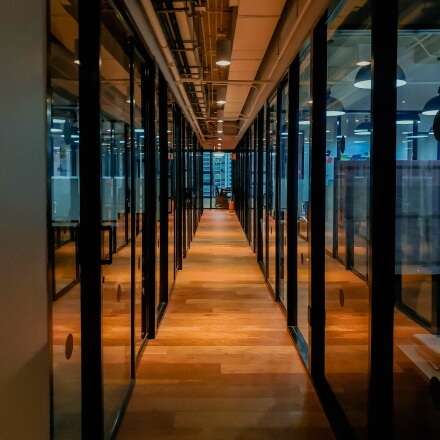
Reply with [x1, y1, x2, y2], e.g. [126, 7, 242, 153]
[116, 209, 335, 440]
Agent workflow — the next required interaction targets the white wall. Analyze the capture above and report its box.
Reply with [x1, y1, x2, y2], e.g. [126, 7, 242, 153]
[0, 0, 50, 438]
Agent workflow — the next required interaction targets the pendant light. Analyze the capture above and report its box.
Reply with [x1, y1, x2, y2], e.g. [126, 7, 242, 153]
[216, 86, 227, 105]
[326, 90, 345, 116]
[354, 116, 371, 135]
[216, 39, 232, 66]
[422, 87, 440, 115]
[354, 64, 406, 89]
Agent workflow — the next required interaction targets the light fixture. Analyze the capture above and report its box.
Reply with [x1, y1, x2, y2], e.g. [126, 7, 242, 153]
[216, 86, 227, 105]
[407, 132, 429, 139]
[354, 115, 371, 135]
[217, 109, 224, 123]
[354, 63, 406, 89]
[422, 87, 440, 115]
[217, 122, 224, 134]
[216, 39, 232, 66]
[326, 90, 345, 116]
[396, 112, 420, 125]
[73, 39, 80, 65]
[299, 110, 310, 125]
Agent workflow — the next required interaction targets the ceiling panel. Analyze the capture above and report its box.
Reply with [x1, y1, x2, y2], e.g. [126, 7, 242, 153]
[237, 0, 286, 16]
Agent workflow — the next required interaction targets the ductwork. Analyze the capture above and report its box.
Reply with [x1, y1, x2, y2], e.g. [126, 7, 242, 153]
[124, 0, 206, 141]
[173, 1, 207, 117]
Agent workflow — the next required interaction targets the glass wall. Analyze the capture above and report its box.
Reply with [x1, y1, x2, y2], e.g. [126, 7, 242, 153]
[100, 3, 133, 435]
[249, 123, 256, 251]
[279, 81, 288, 306]
[258, 108, 268, 275]
[324, 2, 371, 436]
[297, 42, 311, 352]
[155, 70, 161, 315]
[167, 91, 176, 295]
[133, 50, 146, 358]
[267, 94, 277, 292]
[49, 1, 82, 437]
[393, 0, 440, 436]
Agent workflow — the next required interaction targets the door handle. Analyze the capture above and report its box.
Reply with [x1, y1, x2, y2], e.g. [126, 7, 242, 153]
[101, 225, 113, 265]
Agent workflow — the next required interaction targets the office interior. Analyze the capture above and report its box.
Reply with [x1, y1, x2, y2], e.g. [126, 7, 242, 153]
[1, 0, 440, 438]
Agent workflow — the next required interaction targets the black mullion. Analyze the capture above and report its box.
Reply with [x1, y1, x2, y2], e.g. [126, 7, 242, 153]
[368, 0, 397, 436]
[78, 0, 104, 438]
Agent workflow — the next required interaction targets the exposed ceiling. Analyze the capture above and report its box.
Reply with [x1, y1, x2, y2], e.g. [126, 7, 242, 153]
[140, 0, 288, 150]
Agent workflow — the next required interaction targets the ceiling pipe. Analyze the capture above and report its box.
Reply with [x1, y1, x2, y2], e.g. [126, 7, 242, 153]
[125, 0, 205, 141]
[173, 1, 207, 117]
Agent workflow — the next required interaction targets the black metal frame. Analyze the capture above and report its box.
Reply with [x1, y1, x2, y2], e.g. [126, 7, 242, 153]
[78, 1, 104, 437]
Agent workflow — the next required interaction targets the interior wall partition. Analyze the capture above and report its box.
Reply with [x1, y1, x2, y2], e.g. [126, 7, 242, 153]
[315, 3, 372, 437]
[393, 0, 440, 436]
[174, 106, 183, 270]
[233, 0, 440, 438]
[48, 0, 165, 437]
[256, 108, 266, 274]
[158, 72, 171, 315]
[279, 79, 289, 306]
[48, 1, 82, 437]
[249, 122, 256, 251]
[267, 93, 278, 296]
[291, 41, 312, 363]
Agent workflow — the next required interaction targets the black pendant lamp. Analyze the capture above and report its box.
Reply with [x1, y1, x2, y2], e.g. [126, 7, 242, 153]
[354, 63, 406, 89]
[422, 87, 440, 116]
[326, 90, 345, 116]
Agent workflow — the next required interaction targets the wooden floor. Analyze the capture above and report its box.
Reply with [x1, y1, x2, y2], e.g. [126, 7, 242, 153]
[116, 209, 335, 440]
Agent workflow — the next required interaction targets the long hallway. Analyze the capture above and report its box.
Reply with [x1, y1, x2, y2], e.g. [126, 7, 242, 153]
[116, 209, 335, 439]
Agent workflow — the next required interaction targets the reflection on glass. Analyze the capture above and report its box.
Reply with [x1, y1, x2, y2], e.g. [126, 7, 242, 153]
[133, 53, 145, 357]
[268, 95, 277, 291]
[279, 82, 288, 306]
[100, 2, 132, 436]
[324, 2, 371, 436]
[50, 0, 82, 437]
[297, 42, 311, 353]
[394, 1, 440, 435]
[249, 123, 256, 251]
[168, 91, 176, 293]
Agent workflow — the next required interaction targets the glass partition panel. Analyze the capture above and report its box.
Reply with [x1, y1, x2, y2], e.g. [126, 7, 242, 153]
[324, 2, 371, 436]
[279, 81, 288, 306]
[100, 3, 133, 436]
[168, 92, 176, 292]
[133, 52, 145, 357]
[267, 94, 277, 292]
[259, 108, 268, 275]
[249, 123, 255, 250]
[394, 1, 440, 436]
[49, 0, 82, 436]
[297, 41, 311, 353]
